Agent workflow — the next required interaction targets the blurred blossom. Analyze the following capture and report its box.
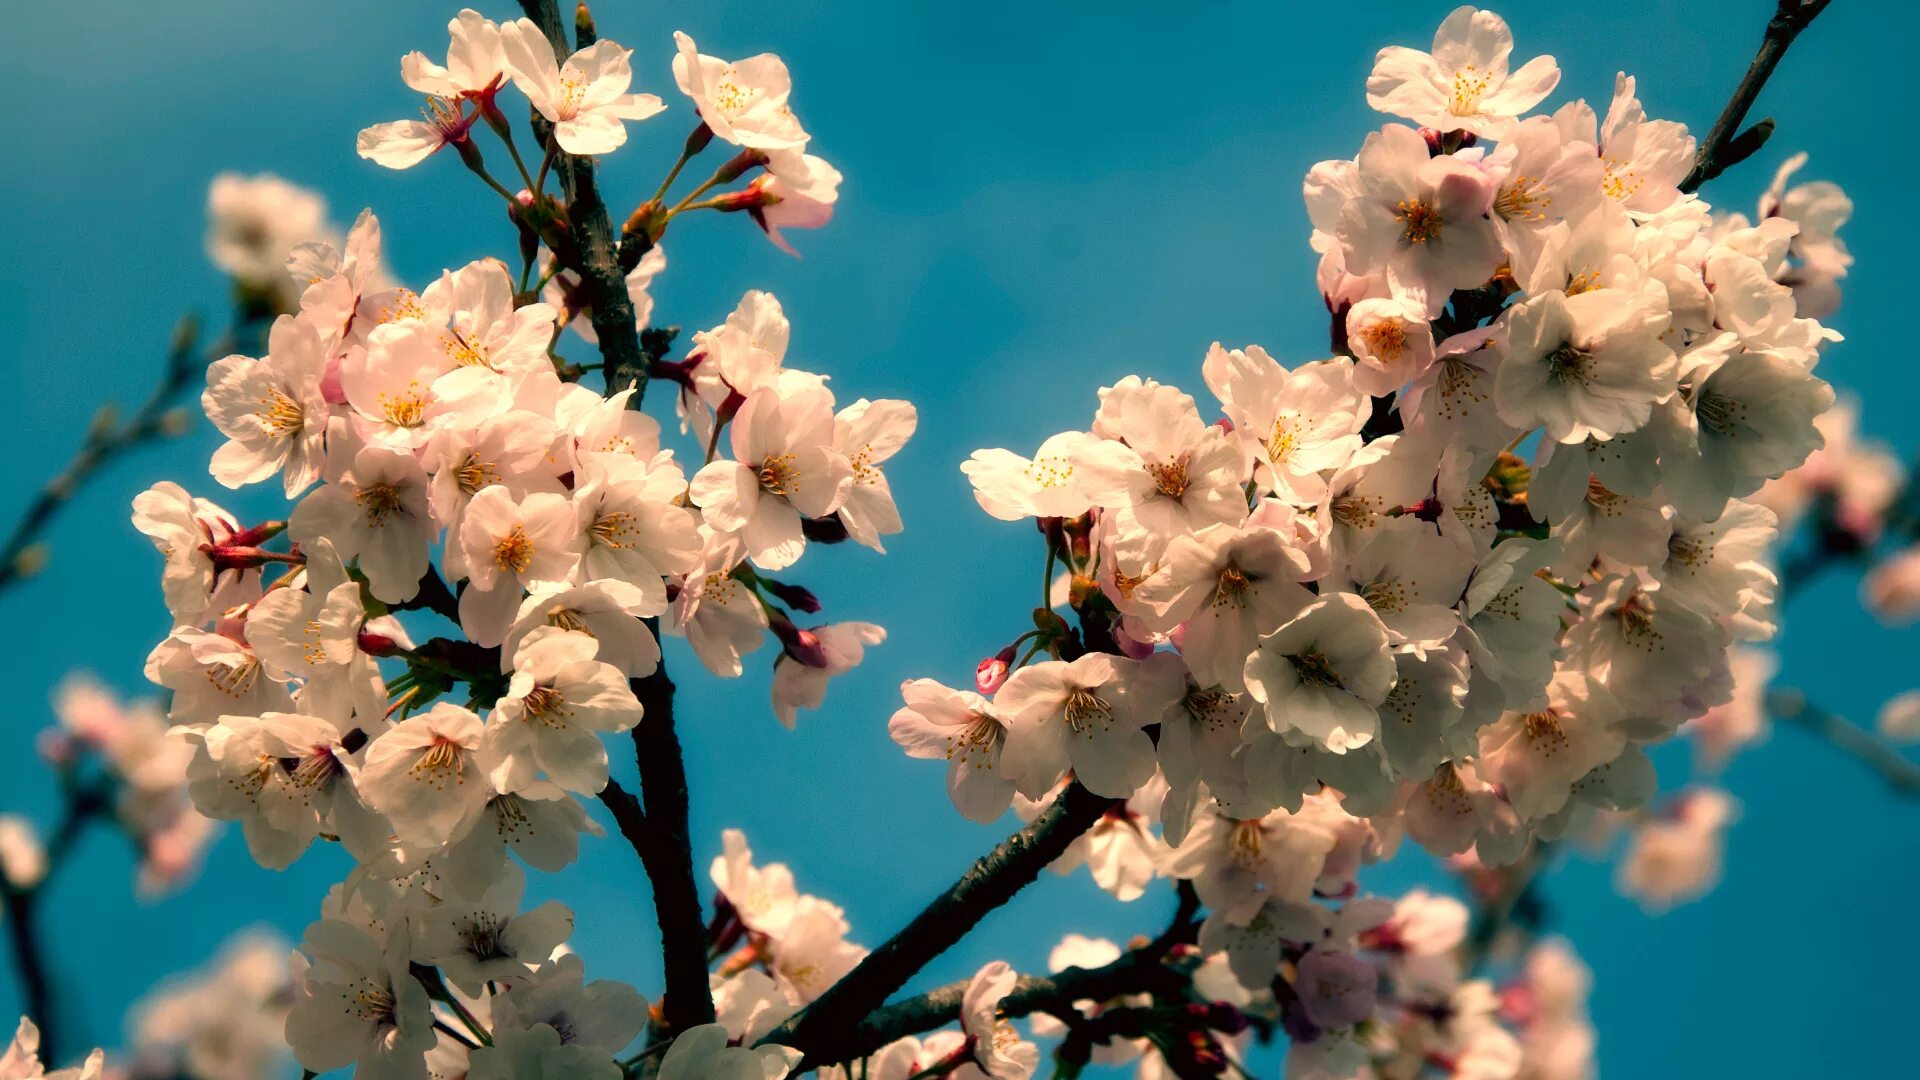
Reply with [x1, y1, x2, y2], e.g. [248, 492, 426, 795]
[1864, 547, 1920, 625]
[1617, 789, 1738, 913]
[1755, 397, 1902, 541]
[127, 930, 292, 1080]
[1876, 691, 1920, 744]
[0, 817, 46, 891]
[1682, 647, 1775, 773]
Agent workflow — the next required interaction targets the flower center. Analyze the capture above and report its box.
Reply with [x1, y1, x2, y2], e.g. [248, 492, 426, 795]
[411, 734, 467, 788]
[456, 454, 497, 495]
[356, 482, 406, 526]
[1396, 199, 1443, 244]
[1184, 686, 1234, 729]
[547, 608, 592, 634]
[493, 526, 535, 574]
[1695, 390, 1747, 437]
[557, 77, 587, 119]
[1290, 649, 1344, 688]
[258, 388, 305, 435]
[1213, 565, 1252, 610]
[522, 684, 569, 724]
[1361, 578, 1411, 615]
[1023, 455, 1075, 490]
[205, 654, 262, 697]
[1267, 418, 1298, 465]
[759, 453, 799, 496]
[352, 980, 398, 1024]
[377, 383, 429, 428]
[947, 713, 1004, 765]
[1600, 156, 1644, 202]
[1521, 710, 1568, 754]
[713, 73, 759, 117]
[1359, 319, 1408, 361]
[290, 745, 344, 789]
[443, 328, 490, 369]
[1062, 686, 1113, 734]
[1545, 343, 1592, 386]
[590, 511, 640, 548]
[1449, 66, 1493, 115]
[1146, 456, 1191, 498]
[1228, 819, 1265, 869]
[1493, 175, 1549, 222]
[461, 913, 508, 961]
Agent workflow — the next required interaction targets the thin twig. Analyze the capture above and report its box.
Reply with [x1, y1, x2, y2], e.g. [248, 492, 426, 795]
[1680, 0, 1835, 193]
[0, 781, 113, 1064]
[1768, 689, 1920, 798]
[762, 782, 1123, 1064]
[0, 313, 225, 595]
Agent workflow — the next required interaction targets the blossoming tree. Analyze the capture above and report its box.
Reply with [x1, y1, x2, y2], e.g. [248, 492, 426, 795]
[3, 1, 1915, 1078]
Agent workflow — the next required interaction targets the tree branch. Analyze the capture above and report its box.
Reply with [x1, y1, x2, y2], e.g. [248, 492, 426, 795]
[0, 313, 226, 596]
[762, 782, 1123, 1062]
[626, 661, 716, 1033]
[510, 2, 713, 1032]
[1, 781, 112, 1064]
[787, 882, 1195, 1067]
[514, 0, 655, 405]
[1768, 689, 1920, 798]
[1680, 0, 1834, 193]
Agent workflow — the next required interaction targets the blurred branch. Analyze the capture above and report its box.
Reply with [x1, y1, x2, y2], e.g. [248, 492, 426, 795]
[1681, 0, 1834, 193]
[0, 778, 113, 1065]
[762, 782, 1123, 1064]
[1460, 842, 1554, 976]
[1768, 689, 1920, 798]
[0, 314, 211, 596]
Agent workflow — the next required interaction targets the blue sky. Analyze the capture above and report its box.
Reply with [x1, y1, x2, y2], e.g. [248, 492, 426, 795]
[1, 1, 1915, 1075]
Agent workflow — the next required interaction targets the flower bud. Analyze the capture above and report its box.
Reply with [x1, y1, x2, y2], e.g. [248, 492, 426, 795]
[975, 646, 1016, 694]
[772, 620, 831, 667]
[357, 627, 402, 657]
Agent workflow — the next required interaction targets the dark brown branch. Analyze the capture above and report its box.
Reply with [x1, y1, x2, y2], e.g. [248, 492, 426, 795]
[1769, 689, 1920, 798]
[762, 782, 1123, 1063]
[626, 661, 716, 1033]
[1, 781, 112, 1064]
[515, 0, 654, 404]
[783, 881, 1196, 1067]
[1680, 0, 1834, 193]
[513, 0, 712, 1031]
[0, 314, 210, 595]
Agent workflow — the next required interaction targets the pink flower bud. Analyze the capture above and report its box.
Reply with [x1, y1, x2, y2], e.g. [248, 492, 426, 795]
[773, 621, 831, 668]
[357, 628, 400, 657]
[976, 647, 1016, 694]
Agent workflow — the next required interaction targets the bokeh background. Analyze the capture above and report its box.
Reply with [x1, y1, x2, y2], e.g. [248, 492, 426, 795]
[2, 1, 1916, 1075]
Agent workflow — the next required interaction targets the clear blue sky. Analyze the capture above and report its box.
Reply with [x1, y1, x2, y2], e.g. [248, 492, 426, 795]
[1, 1, 1915, 1075]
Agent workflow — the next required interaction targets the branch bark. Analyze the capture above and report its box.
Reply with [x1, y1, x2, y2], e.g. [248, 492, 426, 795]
[785, 881, 1196, 1067]
[1680, 0, 1834, 193]
[1769, 689, 1920, 798]
[624, 662, 716, 1032]
[515, 0, 655, 404]
[512, 0, 714, 1031]
[1, 782, 111, 1065]
[762, 782, 1123, 1063]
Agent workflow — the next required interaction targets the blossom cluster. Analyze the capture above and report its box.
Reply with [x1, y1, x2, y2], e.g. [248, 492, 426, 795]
[882, 5, 1851, 1074]
[73, 3, 1869, 1080]
[128, 9, 906, 1078]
